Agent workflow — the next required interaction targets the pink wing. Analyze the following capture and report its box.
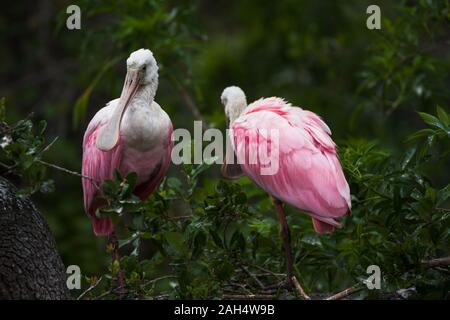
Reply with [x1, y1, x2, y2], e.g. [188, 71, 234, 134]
[82, 121, 122, 236]
[133, 123, 173, 200]
[82, 113, 173, 236]
[232, 97, 351, 233]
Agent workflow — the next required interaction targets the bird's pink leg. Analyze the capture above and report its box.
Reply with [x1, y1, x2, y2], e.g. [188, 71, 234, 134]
[272, 197, 294, 287]
[108, 231, 126, 298]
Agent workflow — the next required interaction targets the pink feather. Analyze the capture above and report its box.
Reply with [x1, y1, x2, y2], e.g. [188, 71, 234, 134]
[82, 118, 173, 236]
[232, 98, 351, 233]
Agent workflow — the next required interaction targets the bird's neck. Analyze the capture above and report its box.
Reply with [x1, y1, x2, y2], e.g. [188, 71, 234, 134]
[227, 100, 247, 124]
[121, 80, 169, 152]
[132, 80, 158, 106]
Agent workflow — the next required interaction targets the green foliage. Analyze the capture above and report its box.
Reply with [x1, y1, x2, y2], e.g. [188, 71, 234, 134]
[0, 101, 55, 195]
[360, 1, 450, 115]
[2, 1, 449, 300]
[335, 108, 450, 297]
[68, 108, 449, 300]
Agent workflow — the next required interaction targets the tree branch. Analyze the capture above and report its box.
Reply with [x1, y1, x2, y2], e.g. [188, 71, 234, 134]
[326, 285, 362, 300]
[421, 256, 450, 268]
[242, 266, 265, 289]
[77, 277, 103, 300]
[38, 160, 100, 190]
[292, 276, 311, 300]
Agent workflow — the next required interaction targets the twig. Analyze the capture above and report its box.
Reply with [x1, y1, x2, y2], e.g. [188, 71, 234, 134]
[241, 266, 265, 289]
[224, 283, 253, 295]
[142, 275, 177, 288]
[421, 256, 450, 268]
[291, 276, 311, 300]
[264, 282, 285, 290]
[93, 275, 176, 300]
[92, 282, 130, 300]
[0, 162, 13, 170]
[38, 159, 100, 190]
[326, 285, 362, 300]
[223, 294, 276, 300]
[77, 277, 103, 300]
[248, 264, 285, 278]
[170, 215, 192, 220]
[253, 272, 281, 277]
[0, 162, 18, 174]
[42, 136, 59, 153]
[109, 231, 126, 299]
[161, 212, 183, 231]
[93, 288, 114, 300]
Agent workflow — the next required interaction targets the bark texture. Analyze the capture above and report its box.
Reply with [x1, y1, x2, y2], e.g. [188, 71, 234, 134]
[0, 178, 69, 299]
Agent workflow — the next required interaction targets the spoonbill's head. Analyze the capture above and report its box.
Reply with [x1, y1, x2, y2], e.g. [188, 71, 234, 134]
[96, 49, 159, 151]
[220, 86, 246, 180]
[126, 48, 159, 86]
[221, 86, 247, 125]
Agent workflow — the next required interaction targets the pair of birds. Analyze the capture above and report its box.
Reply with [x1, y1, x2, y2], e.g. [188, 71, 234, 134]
[82, 49, 351, 288]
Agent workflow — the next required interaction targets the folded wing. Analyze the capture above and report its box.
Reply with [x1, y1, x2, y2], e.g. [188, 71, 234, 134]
[232, 98, 351, 233]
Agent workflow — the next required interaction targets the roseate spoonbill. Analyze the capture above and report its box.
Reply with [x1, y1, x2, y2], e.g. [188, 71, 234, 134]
[220, 86, 351, 289]
[82, 49, 173, 289]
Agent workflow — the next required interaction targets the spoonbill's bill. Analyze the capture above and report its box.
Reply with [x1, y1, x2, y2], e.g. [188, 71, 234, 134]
[82, 49, 173, 288]
[220, 86, 351, 289]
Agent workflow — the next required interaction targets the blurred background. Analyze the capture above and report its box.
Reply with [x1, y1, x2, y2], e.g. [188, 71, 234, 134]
[1, 0, 449, 298]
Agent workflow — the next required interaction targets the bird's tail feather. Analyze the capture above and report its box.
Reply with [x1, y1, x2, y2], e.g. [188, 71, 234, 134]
[92, 216, 114, 236]
[311, 217, 337, 234]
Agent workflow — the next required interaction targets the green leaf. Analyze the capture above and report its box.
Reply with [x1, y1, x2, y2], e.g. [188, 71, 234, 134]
[418, 112, 446, 131]
[165, 232, 185, 253]
[125, 172, 138, 189]
[401, 148, 416, 170]
[119, 232, 139, 248]
[407, 128, 436, 141]
[436, 106, 449, 126]
[114, 170, 122, 182]
[437, 185, 450, 206]
[167, 177, 182, 191]
[234, 192, 247, 205]
[102, 180, 117, 196]
[209, 230, 223, 248]
[230, 229, 245, 251]
[132, 214, 145, 230]
[191, 230, 206, 259]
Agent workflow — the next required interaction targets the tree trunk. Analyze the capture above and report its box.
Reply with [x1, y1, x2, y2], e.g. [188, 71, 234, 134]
[0, 178, 69, 299]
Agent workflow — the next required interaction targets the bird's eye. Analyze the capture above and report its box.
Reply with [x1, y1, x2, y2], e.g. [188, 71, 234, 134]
[142, 65, 147, 71]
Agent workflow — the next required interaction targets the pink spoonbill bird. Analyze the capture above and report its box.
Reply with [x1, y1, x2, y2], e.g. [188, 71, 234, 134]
[82, 49, 173, 286]
[220, 86, 351, 289]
